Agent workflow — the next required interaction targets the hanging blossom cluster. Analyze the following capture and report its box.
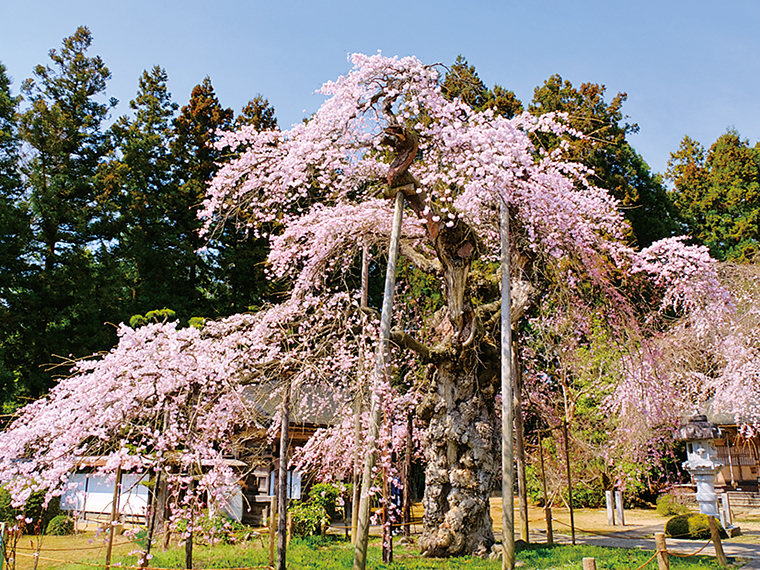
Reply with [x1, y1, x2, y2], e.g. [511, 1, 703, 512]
[201, 52, 758, 458]
[0, 291, 380, 519]
[605, 242, 758, 446]
[201, 52, 631, 278]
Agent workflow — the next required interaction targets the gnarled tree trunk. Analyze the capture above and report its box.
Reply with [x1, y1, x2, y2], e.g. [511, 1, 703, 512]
[417, 349, 499, 557]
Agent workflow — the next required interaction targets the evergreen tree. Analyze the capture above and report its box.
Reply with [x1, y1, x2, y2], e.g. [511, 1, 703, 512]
[528, 75, 678, 247]
[441, 55, 523, 118]
[168, 77, 234, 318]
[104, 66, 181, 317]
[0, 62, 28, 401]
[667, 129, 760, 261]
[9, 26, 118, 398]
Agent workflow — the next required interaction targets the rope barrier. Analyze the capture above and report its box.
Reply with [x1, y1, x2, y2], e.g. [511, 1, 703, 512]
[14, 551, 273, 570]
[665, 538, 714, 558]
[630, 549, 660, 570]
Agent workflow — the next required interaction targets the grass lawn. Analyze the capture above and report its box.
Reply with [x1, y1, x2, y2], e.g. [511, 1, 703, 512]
[7, 533, 728, 570]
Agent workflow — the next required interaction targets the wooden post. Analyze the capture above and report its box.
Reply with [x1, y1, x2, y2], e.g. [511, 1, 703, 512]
[500, 199, 515, 570]
[402, 412, 413, 539]
[382, 469, 392, 564]
[286, 513, 293, 545]
[268, 496, 276, 569]
[277, 384, 291, 570]
[514, 343, 529, 543]
[139, 468, 162, 567]
[615, 490, 625, 526]
[562, 417, 575, 545]
[353, 190, 405, 570]
[582, 557, 596, 570]
[605, 490, 616, 526]
[352, 246, 370, 546]
[655, 532, 669, 570]
[708, 516, 728, 567]
[538, 430, 552, 544]
[105, 466, 122, 570]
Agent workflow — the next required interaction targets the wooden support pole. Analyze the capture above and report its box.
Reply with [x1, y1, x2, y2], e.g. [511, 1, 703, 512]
[537, 429, 552, 544]
[352, 246, 370, 546]
[582, 557, 596, 570]
[708, 516, 728, 567]
[402, 413, 412, 539]
[268, 496, 276, 569]
[105, 466, 122, 570]
[353, 190, 405, 570]
[655, 532, 669, 570]
[277, 385, 291, 570]
[562, 418, 575, 545]
[500, 200, 515, 570]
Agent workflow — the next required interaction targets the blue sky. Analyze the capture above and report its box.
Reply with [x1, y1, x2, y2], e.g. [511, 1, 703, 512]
[1, 0, 758, 177]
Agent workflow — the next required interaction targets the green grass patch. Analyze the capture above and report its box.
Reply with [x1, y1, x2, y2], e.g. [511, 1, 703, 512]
[80, 535, 728, 570]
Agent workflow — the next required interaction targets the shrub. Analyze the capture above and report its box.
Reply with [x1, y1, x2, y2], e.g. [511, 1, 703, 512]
[308, 482, 345, 520]
[46, 514, 74, 535]
[0, 488, 61, 532]
[656, 493, 690, 516]
[665, 513, 727, 540]
[289, 501, 329, 537]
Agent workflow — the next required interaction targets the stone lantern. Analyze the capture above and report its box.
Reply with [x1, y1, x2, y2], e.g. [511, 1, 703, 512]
[678, 414, 722, 517]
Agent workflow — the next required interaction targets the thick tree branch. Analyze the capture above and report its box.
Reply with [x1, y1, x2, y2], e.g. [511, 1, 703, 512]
[390, 326, 449, 363]
[400, 241, 442, 274]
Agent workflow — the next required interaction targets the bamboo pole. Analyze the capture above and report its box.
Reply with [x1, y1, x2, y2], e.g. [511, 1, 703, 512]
[353, 190, 405, 570]
[500, 200, 515, 570]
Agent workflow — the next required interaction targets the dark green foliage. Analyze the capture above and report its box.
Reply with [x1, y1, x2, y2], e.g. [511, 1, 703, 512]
[307, 482, 345, 520]
[0, 488, 61, 532]
[46, 514, 74, 535]
[4, 26, 120, 399]
[667, 129, 760, 261]
[528, 75, 679, 247]
[442, 55, 523, 118]
[656, 493, 690, 516]
[665, 513, 727, 540]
